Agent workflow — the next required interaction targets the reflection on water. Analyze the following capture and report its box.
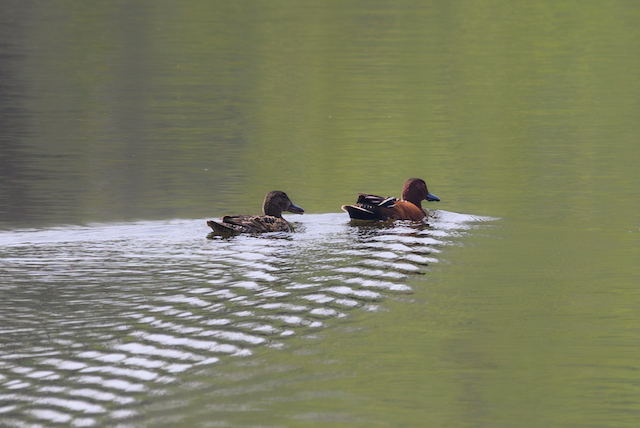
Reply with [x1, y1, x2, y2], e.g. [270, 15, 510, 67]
[0, 211, 493, 426]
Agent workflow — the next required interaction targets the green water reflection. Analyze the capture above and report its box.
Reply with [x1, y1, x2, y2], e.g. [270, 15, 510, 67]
[1, 0, 640, 426]
[3, 0, 637, 225]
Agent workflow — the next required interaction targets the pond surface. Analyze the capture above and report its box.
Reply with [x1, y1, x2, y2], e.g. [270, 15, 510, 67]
[1, 212, 492, 426]
[1, 1, 640, 427]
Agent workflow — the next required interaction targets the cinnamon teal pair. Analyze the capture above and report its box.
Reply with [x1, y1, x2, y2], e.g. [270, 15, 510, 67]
[206, 178, 439, 235]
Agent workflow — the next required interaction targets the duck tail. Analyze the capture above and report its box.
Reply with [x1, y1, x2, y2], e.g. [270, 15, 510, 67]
[342, 204, 380, 220]
[207, 220, 240, 235]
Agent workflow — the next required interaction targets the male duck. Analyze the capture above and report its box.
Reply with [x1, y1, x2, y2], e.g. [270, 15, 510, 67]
[341, 178, 439, 221]
[207, 190, 304, 235]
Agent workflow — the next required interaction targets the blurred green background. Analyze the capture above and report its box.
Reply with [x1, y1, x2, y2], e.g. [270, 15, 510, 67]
[2, 0, 637, 227]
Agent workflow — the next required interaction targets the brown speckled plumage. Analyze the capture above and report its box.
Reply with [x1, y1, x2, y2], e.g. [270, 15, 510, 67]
[207, 191, 304, 235]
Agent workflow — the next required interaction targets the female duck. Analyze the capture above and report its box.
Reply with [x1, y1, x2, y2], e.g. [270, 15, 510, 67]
[341, 178, 439, 221]
[207, 191, 304, 235]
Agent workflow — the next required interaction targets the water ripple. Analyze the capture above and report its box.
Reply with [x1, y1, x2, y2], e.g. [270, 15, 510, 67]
[0, 211, 496, 426]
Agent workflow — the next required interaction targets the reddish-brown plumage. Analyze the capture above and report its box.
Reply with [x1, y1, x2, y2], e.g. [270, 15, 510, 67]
[341, 178, 440, 221]
[377, 200, 428, 221]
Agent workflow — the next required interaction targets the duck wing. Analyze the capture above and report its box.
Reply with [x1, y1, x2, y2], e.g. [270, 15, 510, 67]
[356, 193, 398, 207]
[222, 215, 291, 233]
[341, 194, 399, 220]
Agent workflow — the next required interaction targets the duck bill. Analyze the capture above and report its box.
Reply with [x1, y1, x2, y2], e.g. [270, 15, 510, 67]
[287, 203, 305, 214]
[426, 192, 440, 202]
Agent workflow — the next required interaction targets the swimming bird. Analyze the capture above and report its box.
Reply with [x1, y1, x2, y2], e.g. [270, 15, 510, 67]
[341, 178, 439, 221]
[207, 191, 304, 235]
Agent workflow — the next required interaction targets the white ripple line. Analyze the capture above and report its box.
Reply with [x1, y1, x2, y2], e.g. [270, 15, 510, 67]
[34, 397, 106, 414]
[131, 332, 244, 354]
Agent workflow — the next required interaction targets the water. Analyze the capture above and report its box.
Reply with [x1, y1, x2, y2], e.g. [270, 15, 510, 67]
[2, 0, 640, 427]
[0, 212, 492, 426]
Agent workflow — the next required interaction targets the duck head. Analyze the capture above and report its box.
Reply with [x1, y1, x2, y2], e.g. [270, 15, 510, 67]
[262, 191, 305, 217]
[402, 178, 440, 208]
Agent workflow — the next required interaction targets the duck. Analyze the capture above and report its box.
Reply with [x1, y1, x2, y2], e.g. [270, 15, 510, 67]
[341, 178, 439, 221]
[207, 190, 304, 235]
